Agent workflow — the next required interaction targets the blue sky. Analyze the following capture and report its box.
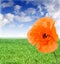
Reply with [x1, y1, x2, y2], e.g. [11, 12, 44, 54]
[0, 0, 60, 38]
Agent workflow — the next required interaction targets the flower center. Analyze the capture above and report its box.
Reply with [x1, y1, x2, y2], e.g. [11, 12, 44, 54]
[43, 33, 48, 38]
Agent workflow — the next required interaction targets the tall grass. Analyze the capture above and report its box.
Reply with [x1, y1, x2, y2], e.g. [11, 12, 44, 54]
[0, 39, 60, 64]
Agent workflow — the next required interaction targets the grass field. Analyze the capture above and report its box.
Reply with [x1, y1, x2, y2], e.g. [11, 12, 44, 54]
[0, 39, 60, 64]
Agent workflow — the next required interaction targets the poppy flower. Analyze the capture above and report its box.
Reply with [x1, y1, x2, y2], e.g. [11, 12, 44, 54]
[27, 17, 58, 53]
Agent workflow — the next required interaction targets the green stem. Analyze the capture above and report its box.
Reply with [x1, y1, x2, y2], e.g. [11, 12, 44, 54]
[53, 52, 58, 64]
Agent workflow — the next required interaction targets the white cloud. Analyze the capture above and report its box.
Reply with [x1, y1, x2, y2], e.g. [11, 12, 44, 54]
[14, 5, 21, 11]
[0, 14, 3, 21]
[0, 12, 33, 27]
[15, 15, 32, 22]
[4, 13, 32, 24]
[38, 5, 45, 16]
[0, 13, 32, 38]
[5, 13, 14, 21]
[20, 12, 26, 16]
[0, 18, 9, 27]
[25, 8, 36, 15]
[1, 1, 14, 8]
[0, 14, 9, 27]
[44, 0, 60, 18]
[20, 16, 32, 22]
[0, 13, 14, 27]
[38, 5, 42, 11]
[14, 5, 21, 15]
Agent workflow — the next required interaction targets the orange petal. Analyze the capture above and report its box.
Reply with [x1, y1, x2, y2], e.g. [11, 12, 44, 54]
[37, 42, 58, 53]
[34, 17, 54, 29]
[27, 17, 58, 53]
[51, 26, 58, 42]
[27, 28, 38, 45]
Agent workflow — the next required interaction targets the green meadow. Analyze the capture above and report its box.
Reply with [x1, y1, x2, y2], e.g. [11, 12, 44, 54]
[0, 39, 60, 64]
